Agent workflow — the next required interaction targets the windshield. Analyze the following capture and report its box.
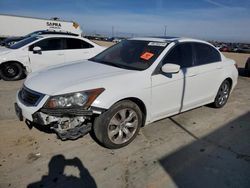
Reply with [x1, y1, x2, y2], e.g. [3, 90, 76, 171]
[90, 40, 168, 70]
[8, 36, 41, 49]
[24, 30, 44, 38]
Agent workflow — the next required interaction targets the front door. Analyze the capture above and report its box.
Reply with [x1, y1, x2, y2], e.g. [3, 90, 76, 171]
[28, 37, 65, 72]
[151, 71, 185, 120]
[151, 43, 194, 120]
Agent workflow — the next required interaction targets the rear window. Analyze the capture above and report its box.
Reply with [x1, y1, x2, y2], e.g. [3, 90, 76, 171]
[194, 43, 221, 65]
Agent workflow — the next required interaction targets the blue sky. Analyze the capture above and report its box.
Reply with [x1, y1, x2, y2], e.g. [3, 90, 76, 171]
[0, 0, 250, 42]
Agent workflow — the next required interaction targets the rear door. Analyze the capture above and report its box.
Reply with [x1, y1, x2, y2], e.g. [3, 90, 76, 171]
[183, 42, 223, 110]
[63, 38, 97, 62]
[28, 37, 65, 72]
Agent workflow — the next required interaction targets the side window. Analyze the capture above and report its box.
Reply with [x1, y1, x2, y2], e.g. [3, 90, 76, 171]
[81, 40, 94, 48]
[162, 43, 193, 68]
[65, 38, 94, 49]
[194, 43, 221, 65]
[31, 38, 63, 51]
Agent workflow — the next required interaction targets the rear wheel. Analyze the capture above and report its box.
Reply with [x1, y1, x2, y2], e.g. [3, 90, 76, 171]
[93, 100, 142, 149]
[213, 80, 231, 108]
[0, 62, 24, 81]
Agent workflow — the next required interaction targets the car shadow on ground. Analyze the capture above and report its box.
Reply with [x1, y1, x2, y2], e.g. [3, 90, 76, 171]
[159, 111, 250, 188]
[27, 154, 97, 188]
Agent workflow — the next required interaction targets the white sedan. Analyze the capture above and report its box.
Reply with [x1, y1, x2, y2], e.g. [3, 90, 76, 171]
[15, 37, 238, 148]
[0, 34, 105, 80]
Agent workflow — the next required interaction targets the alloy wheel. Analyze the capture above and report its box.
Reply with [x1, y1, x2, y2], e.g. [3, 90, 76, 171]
[217, 82, 230, 106]
[107, 108, 139, 144]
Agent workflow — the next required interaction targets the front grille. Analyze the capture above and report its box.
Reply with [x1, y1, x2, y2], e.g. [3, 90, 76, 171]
[18, 87, 44, 106]
[40, 108, 93, 117]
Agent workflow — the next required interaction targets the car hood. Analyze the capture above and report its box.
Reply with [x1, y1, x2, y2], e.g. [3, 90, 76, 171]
[0, 47, 13, 56]
[25, 60, 136, 95]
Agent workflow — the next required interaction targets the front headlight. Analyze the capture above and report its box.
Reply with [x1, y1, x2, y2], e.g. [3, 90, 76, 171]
[44, 88, 105, 109]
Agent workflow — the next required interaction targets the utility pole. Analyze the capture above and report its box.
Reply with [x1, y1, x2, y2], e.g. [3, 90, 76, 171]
[164, 25, 167, 36]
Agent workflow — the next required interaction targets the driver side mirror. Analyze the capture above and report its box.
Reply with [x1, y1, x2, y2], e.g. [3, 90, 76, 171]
[161, 63, 180, 74]
[33, 46, 42, 54]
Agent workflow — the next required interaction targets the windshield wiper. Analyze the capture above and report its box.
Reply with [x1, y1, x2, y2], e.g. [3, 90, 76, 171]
[105, 62, 127, 69]
[91, 60, 125, 69]
[90, 59, 142, 71]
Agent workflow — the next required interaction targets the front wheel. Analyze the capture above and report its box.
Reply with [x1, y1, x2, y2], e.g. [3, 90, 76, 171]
[212, 80, 231, 108]
[93, 100, 142, 149]
[0, 62, 24, 81]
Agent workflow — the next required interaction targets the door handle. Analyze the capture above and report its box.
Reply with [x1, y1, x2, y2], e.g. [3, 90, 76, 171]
[189, 73, 198, 77]
[57, 53, 64, 56]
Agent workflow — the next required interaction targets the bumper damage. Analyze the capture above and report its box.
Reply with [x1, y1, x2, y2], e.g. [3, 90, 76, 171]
[32, 112, 93, 140]
[19, 106, 105, 141]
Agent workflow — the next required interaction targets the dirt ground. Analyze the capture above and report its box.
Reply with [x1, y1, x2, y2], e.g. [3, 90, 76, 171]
[0, 46, 249, 188]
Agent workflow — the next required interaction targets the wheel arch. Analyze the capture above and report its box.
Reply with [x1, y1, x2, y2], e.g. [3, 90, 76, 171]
[115, 97, 147, 127]
[0, 60, 26, 70]
[225, 77, 233, 90]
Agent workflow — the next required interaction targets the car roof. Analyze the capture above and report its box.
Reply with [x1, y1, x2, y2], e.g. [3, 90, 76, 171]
[129, 36, 180, 42]
[38, 31, 79, 36]
[37, 34, 82, 39]
[28, 30, 79, 36]
[129, 36, 211, 45]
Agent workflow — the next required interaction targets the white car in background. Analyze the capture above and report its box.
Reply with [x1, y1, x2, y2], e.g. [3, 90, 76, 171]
[0, 34, 105, 80]
[15, 37, 238, 149]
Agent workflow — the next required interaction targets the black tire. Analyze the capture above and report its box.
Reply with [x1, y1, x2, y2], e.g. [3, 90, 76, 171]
[213, 80, 231, 108]
[245, 62, 250, 75]
[93, 100, 142, 149]
[0, 62, 24, 81]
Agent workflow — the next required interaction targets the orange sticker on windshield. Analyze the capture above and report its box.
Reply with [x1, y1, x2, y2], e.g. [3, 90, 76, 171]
[140, 52, 154, 60]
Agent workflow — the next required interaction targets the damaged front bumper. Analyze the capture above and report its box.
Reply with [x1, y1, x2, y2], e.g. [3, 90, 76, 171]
[32, 111, 93, 140]
[16, 102, 105, 140]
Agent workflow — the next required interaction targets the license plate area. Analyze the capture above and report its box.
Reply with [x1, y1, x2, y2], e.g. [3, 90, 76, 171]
[14, 103, 23, 121]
